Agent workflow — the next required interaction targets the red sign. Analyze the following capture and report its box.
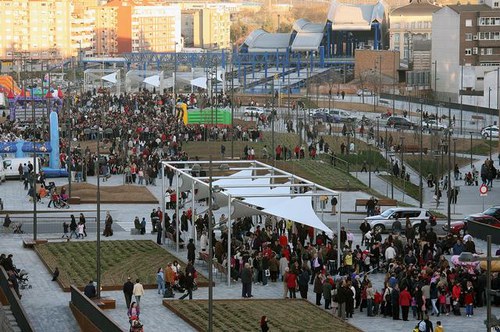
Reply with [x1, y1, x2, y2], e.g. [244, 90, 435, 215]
[479, 184, 488, 195]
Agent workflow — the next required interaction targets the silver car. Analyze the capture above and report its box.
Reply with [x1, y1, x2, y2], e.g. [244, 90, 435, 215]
[365, 207, 436, 233]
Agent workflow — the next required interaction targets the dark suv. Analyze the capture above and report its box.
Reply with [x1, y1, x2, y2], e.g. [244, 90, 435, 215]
[386, 116, 417, 129]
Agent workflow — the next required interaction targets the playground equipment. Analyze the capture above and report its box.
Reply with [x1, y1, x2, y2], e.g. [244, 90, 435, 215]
[0, 111, 67, 177]
[0, 75, 22, 96]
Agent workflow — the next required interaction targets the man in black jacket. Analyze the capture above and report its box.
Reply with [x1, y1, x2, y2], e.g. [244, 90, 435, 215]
[123, 277, 134, 309]
[359, 220, 371, 246]
[84, 280, 96, 299]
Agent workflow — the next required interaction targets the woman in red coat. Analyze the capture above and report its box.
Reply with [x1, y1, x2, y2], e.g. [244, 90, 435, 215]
[285, 269, 298, 299]
[399, 287, 412, 321]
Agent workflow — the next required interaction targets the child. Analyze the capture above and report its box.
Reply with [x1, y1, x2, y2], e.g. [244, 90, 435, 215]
[435, 321, 444, 332]
[411, 296, 417, 319]
[438, 291, 447, 316]
[62, 221, 69, 239]
[77, 222, 85, 239]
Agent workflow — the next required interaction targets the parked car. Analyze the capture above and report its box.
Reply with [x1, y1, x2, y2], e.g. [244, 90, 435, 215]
[442, 220, 466, 235]
[328, 109, 357, 123]
[357, 88, 373, 96]
[365, 207, 436, 233]
[481, 125, 499, 139]
[242, 106, 266, 117]
[386, 116, 417, 129]
[422, 119, 448, 131]
[443, 206, 500, 234]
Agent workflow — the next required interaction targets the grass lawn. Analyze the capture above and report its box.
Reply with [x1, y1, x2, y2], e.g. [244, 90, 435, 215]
[379, 174, 421, 202]
[404, 155, 470, 179]
[163, 299, 362, 332]
[35, 240, 208, 291]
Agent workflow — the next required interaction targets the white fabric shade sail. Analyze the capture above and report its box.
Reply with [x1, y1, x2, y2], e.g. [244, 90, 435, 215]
[143, 75, 161, 87]
[101, 72, 118, 84]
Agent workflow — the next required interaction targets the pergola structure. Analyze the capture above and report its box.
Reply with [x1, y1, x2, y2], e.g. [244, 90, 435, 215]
[161, 159, 342, 286]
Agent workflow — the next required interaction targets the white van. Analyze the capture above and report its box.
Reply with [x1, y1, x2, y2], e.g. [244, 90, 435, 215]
[0, 156, 5, 182]
[3, 157, 42, 179]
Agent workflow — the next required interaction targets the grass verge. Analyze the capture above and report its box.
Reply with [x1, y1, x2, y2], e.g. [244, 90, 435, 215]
[163, 299, 362, 332]
[35, 240, 208, 291]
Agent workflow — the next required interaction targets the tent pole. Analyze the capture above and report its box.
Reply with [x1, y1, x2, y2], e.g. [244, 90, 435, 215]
[162, 163, 166, 245]
[176, 171, 180, 252]
[312, 185, 317, 245]
[227, 194, 232, 286]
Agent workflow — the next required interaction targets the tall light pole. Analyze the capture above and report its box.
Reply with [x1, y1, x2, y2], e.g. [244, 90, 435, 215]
[419, 98, 424, 208]
[96, 127, 102, 299]
[447, 99, 452, 231]
[30, 58, 38, 241]
[470, 132, 474, 168]
[433, 60, 438, 100]
[207, 156, 214, 332]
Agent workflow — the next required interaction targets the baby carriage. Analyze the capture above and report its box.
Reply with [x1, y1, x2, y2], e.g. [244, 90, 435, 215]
[52, 193, 70, 209]
[12, 222, 24, 234]
[17, 269, 32, 290]
[129, 319, 144, 332]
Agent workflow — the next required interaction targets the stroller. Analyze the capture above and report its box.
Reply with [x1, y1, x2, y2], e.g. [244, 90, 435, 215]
[129, 319, 144, 332]
[17, 269, 32, 290]
[12, 222, 24, 234]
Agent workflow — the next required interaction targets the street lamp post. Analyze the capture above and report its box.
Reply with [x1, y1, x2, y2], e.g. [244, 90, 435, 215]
[96, 127, 102, 299]
[447, 100, 452, 231]
[470, 132, 474, 167]
[31, 58, 38, 241]
[207, 157, 214, 332]
[419, 98, 424, 208]
[400, 136, 405, 202]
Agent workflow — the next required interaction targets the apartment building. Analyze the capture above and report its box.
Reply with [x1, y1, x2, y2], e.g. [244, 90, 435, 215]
[389, 1, 440, 62]
[0, 0, 72, 59]
[181, 4, 231, 49]
[94, 0, 181, 55]
[432, 0, 500, 105]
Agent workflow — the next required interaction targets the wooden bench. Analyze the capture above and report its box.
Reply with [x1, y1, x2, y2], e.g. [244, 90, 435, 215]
[92, 297, 116, 310]
[23, 239, 48, 248]
[402, 145, 428, 154]
[68, 196, 81, 205]
[355, 199, 398, 211]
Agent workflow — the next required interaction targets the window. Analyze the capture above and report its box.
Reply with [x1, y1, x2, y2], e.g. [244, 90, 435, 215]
[465, 33, 473, 40]
[465, 48, 472, 55]
[465, 19, 473, 27]
[487, 48, 493, 55]
[481, 48, 485, 55]
[394, 33, 400, 43]
[473, 47, 478, 54]
[495, 2, 499, 7]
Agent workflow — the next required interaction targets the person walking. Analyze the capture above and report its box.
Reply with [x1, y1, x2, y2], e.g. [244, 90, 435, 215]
[157, 268, 165, 295]
[69, 215, 78, 239]
[123, 277, 134, 309]
[187, 239, 196, 264]
[79, 213, 87, 237]
[179, 271, 194, 300]
[133, 279, 144, 306]
[331, 196, 338, 215]
[241, 263, 253, 298]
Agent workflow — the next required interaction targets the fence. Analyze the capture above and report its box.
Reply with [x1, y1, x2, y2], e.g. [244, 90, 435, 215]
[0, 267, 35, 332]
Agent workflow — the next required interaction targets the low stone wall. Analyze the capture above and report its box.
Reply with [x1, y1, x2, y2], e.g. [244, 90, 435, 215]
[0, 306, 21, 332]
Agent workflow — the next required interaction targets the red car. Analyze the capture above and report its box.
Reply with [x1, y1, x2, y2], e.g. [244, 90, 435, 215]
[443, 206, 500, 234]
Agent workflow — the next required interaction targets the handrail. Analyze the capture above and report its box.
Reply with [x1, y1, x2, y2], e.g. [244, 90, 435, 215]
[0, 266, 35, 332]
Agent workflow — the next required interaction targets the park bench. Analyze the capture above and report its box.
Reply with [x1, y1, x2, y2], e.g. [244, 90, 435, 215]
[68, 196, 81, 205]
[22, 239, 48, 248]
[354, 198, 398, 212]
[402, 145, 428, 154]
[92, 297, 116, 310]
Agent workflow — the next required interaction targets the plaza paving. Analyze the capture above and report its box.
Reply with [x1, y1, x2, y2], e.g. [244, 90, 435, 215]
[0, 153, 499, 331]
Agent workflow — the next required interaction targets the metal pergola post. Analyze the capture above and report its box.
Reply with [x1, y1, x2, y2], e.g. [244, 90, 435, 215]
[161, 163, 166, 245]
[227, 194, 232, 286]
[175, 173, 180, 252]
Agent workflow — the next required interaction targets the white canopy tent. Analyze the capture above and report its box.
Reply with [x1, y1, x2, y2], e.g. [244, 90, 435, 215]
[161, 160, 342, 286]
